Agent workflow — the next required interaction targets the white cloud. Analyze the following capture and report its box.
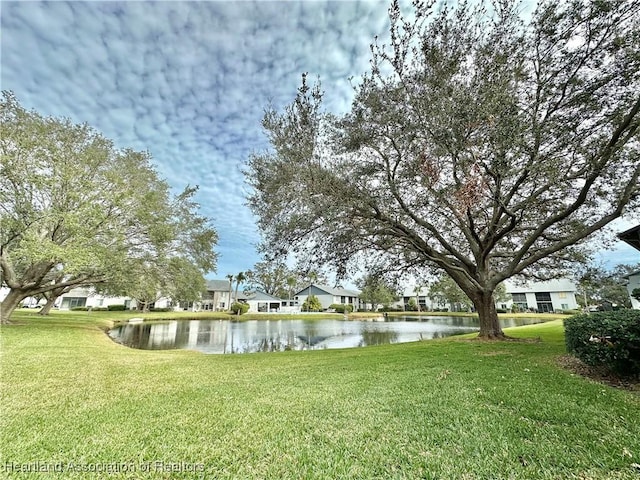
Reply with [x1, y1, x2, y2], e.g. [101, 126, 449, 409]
[2, 0, 634, 278]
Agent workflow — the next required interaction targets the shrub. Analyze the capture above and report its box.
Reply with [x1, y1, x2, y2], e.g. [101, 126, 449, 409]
[71, 307, 89, 311]
[379, 305, 403, 312]
[496, 308, 508, 313]
[107, 304, 126, 311]
[302, 295, 322, 312]
[562, 309, 581, 315]
[564, 310, 640, 377]
[230, 302, 249, 315]
[329, 303, 354, 313]
[150, 307, 172, 312]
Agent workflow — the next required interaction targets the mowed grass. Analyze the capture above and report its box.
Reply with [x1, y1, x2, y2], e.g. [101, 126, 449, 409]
[1, 311, 639, 479]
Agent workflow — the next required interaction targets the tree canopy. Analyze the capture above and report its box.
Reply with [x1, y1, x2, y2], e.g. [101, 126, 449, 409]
[0, 92, 218, 321]
[576, 263, 639, 309]
[245, 0, 640, 338]
[244, 259, 329, 299]
[356, 274, 398, 311]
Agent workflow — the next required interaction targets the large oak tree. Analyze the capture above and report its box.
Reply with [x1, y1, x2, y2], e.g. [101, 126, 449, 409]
[245, 0, 640, 338]
[0, 93, 218, 322]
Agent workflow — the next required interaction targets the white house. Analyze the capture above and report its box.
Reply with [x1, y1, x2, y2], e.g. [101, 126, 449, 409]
[294, 284, 362, 311]
[396, 287, 441, 311]
[392, 278, 578, 313]
[619, 225, 640, 309]
[58, 287, 132, 310]
[624, 270, 640, 310]
[499, 278, 579, 312]
[238, 290, 299, 313]
[202, 279, 232, 311]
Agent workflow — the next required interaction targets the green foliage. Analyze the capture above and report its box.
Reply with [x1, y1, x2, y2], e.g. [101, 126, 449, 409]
[576, 264, 637, 308]
[406, 298, 418, 311]
[632, 288, 640, 302]
[565, 311, 640, 377]
[107, 305, 126, 311]
[429, 275, 473, 312]
[246, 0, 640, 338]
[230, 302, 249, 315]
[4, 312, 640, 479]
[329, 303, 354, 314]
[302, 294, 322, 312]
[0, 93, 218, 323]
[356, 274, 398, 311]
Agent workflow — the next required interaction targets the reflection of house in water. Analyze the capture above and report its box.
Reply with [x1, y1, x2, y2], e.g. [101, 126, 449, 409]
[109, 317, 494, 355]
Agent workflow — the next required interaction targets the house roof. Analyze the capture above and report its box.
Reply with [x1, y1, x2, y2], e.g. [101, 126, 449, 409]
[206, 279, 231, 292]
[243, 290, 284, 301]
[623, 269, 640, 279]
[618, 224, 640, 252]
[294, 284, 360, 297]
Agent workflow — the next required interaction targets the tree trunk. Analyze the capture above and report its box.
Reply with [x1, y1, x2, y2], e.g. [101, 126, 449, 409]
[472, 291, 505, 339]
[1, 289, 27, 324]
[39, 295, 58, 315]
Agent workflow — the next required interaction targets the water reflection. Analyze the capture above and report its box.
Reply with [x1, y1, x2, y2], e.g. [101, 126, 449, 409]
[108, 316, 551, 354]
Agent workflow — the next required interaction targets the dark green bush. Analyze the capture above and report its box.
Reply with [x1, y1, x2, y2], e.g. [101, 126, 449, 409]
[496, 308, 508, 314]
[71, 306, 89, 311]
[150, 307, 172, 312]
[107, 304, 126, 311]
[329, 303, 354, 313]
[230, 302, 249, 315]
[564, 310, 640, 377]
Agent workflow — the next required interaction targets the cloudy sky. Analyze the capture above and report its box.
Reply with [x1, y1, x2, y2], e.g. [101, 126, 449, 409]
[1, 0, 637, 281]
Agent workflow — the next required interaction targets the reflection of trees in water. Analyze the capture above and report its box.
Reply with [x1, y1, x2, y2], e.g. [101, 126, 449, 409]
[112, 317, 549, 354]
[360, 328, 398, 346]
[117, 323, 180, 350]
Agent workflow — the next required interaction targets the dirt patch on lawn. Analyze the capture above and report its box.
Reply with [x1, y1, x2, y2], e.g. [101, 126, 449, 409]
[557, 355, 640, 394]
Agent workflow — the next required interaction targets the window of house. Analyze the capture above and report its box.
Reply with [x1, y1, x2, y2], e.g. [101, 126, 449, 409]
[535, 292, 553, 312]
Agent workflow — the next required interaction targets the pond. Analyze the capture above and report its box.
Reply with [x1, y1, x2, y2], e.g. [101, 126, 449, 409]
[108, 315, 553, 354]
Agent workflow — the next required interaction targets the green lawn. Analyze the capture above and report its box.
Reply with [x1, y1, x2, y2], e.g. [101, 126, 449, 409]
[1, 311, 638, 479]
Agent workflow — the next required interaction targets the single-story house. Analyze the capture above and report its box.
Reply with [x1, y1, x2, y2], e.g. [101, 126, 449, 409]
[238, 290, 299, 313]
[294, 284, 362, 311]
[58, 287, 133, 310]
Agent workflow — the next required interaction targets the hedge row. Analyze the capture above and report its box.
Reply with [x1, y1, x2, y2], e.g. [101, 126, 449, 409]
[564, 310, 640, 377]
[329, 304, 354, 313]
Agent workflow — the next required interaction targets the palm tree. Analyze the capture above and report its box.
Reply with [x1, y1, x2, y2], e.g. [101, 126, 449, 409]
[234, 271, 246, 304]
[286, 276, 297, 300]
[226, 274, 234, 311]
[414, 285, 423, 312]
